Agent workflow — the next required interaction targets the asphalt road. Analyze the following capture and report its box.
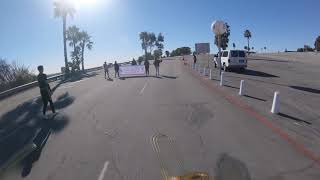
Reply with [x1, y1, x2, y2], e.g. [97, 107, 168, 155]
[1, 60, 320, 180]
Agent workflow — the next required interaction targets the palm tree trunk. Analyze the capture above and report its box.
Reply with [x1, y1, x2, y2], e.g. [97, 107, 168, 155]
[63, 16, 69, 73]
[144, 48, 147, 61]
[81, 41, 85, 71]
[247, 38, 250, 52]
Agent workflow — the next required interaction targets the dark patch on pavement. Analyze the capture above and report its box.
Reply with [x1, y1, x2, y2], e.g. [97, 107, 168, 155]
[188, 103, 214, 128]
[215, 153, 252, 180]
[279, 113, 312, 125]
[289, 86, 320, 94]
[244, 95, 267, 102]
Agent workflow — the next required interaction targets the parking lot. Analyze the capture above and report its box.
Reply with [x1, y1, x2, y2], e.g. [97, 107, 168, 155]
[189, 52, 320, 154]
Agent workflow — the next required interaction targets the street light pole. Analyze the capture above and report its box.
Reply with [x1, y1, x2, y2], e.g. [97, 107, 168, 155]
[218, 35, 222, 76]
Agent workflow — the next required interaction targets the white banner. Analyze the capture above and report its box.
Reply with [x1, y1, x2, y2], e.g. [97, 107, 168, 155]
[119, 65, 145, 77]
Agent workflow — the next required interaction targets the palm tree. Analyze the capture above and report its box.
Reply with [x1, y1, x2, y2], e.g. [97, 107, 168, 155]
[244, 30, 252, 52]
[67, 26, 80, 51]
[315, 36, 320, 52]
[79, 31, 93, 71]
[232, 43, 236, 49]
[54, 0, 76, 73]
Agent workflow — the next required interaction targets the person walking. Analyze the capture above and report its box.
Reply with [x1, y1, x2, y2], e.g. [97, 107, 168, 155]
[144, 60, 150, 76]
[103, 61, 109, 79]
[114, 61, 120, 78]
[154, 58, 161, 76]
[37, 65, 56, 116]
[193, 54, 197, 69]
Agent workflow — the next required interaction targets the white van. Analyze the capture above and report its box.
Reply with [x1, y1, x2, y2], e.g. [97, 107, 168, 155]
[214, 50, 247, 71]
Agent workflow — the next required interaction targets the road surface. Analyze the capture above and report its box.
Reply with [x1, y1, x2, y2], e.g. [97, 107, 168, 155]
[1, 60, 319, 180]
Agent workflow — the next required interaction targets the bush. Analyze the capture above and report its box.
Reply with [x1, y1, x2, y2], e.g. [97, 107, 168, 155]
[0, 58, 36, 92]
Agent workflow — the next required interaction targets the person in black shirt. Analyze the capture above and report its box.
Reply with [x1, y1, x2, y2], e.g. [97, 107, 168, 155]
[131, 58, 137, 65]
[37, 65, 56, 116]
[144, 60, 150, 76]
[193, 54, 197, 69]
[114, 61, 120, 78]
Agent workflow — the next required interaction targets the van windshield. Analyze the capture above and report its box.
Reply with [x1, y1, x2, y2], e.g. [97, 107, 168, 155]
[231, 51, 238, 57]
[239, 51, 246, 57]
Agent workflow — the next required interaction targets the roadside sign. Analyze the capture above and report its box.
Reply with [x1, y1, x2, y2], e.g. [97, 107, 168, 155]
[119, 65, 145, 77]
[195, 43, 210, 54]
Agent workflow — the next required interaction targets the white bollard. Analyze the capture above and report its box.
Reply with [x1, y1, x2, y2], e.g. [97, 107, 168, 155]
[239, 80, 244, 96]
[203, 68, 206, 76]
[271, 91, 280, 114]
[209, 69, 213, 79]
[220, 72, 224, 86]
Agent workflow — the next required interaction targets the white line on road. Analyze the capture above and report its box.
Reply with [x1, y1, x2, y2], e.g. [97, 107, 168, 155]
[98, 161, 109, 180]
[139, 81, 148, 95]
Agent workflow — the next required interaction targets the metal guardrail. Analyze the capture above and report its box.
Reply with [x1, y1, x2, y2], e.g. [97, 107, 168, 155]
[0, 66, 102, 100]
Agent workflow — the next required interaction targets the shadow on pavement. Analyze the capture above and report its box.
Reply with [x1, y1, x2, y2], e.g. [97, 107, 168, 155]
[248, 58, 290, 63]
[278, 113, 311, 125]
[107, 78, 114, 81]
[0, 93, 74, 175]
[225, 84, 240, 90]
[289, 86, 320, 95]
[161, 75, 178, 79]
[236, 69, 279, 78]
[118, 75, 178, 80]
[21, 113, 70, 177]
[244, 95, 266, 102]
[66, 71, 99, 83]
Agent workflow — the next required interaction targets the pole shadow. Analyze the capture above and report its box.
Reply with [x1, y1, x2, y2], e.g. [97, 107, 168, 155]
[289, 86, 320, 95]
[278, 113, 311, 125]
[243, 95, 266, 102]
[235, 69, 279, 78]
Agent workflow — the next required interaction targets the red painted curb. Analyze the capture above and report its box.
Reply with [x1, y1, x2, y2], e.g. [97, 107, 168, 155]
[185, 62, 320, 166]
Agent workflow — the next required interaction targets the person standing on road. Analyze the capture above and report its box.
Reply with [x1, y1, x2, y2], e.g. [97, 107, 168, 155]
[114, 61, 120, 78]
[154, 58, 161, 76]
[144, 60, 150, 76]
[37, 65, 56, 116]
[103, 61, 109, 79]
[193, 54, 197, 68]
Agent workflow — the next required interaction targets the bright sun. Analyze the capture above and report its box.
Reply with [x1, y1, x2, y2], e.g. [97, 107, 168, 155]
[69, 0, 100, 9]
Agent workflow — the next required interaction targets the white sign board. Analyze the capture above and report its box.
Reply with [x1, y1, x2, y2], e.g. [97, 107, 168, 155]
[119, 65, 145, 77]
[195, 43, 210, 54]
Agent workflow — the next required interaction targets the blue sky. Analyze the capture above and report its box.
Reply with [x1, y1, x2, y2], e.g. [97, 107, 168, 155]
[0, 0, 319, 73]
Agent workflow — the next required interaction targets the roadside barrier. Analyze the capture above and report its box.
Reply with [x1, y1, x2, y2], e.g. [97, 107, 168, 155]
[271, 91, 280, 114]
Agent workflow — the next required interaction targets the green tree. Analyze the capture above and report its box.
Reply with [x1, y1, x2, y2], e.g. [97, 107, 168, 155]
[244, 30, 252, 52]
[66, 26, 81, 71]
[214, 23, 230, 50]
[155, 33, 164, 57]
[232, 43, 236, 49]
[54, 0, 76, 73]
[314, 36, 320, 52]
[79, 31, 93, 71]
[170, 47, 191, 56]
[70, 46, 81, 72]
[165, 51, 170, 57]
[139, 32, 149, 60]
[153, 49, 162, 59]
